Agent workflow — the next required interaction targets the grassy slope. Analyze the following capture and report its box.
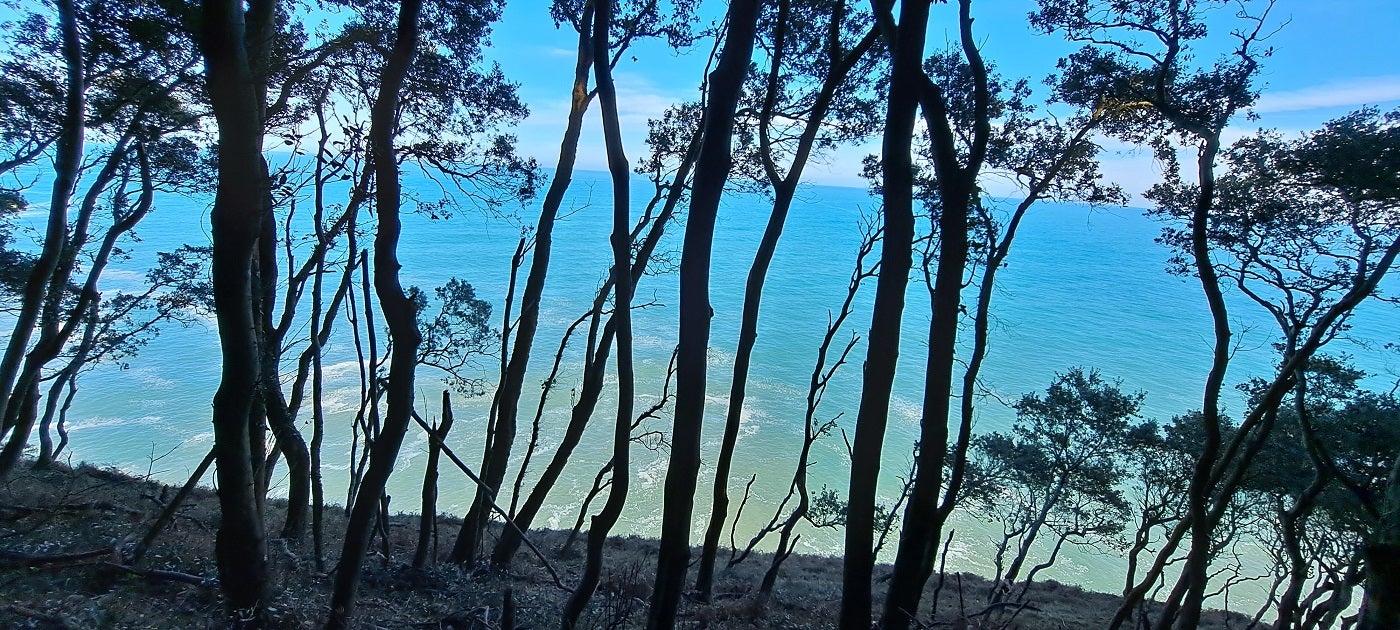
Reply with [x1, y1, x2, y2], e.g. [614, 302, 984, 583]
[0, 463, 1248, 629]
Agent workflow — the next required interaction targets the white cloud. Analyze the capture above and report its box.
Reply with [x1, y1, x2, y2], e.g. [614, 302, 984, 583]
[1254, 75, 1400, 113]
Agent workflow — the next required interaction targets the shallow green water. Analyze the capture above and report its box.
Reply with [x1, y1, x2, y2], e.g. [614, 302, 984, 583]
[34, 168, 1400, 604]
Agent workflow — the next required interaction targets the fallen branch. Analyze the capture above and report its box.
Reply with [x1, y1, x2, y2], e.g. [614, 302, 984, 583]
[4, 604, 78, 629]
[102, 562, 218, 588]
[0, 500, 143, 519]
[130, 447, 214, 565]
[0, 546, 113, 567]
[410, 412, 571, 593]
[967, 599, 1042, 618]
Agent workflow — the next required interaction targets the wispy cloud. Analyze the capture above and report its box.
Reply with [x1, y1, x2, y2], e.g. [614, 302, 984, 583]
[1255, 75, 1400, 113]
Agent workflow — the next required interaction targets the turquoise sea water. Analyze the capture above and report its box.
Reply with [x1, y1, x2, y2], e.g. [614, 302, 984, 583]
[21, 168, 1400, 599]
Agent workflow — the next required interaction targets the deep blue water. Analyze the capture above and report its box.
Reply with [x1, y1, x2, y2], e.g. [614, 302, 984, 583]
[18, 167, 1399, 596]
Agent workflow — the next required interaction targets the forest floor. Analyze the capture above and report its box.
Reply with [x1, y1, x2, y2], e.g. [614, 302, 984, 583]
[0, 462, 1251, 629]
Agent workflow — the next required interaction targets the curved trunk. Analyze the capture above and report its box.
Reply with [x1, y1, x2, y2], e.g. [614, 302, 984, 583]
[489, 124, 701, 568]
[326, 0, 422, 625]
[1164, 136, 1230, 630]
[561, 2, 632, 621]
[695, 4, 880, 600]
[883, 1, 990, 625]
[200, 0, 277, 619]
[414, 391, 454, 568]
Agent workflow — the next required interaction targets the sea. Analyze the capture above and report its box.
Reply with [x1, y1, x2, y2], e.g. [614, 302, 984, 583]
[16, 166, 1400, 605]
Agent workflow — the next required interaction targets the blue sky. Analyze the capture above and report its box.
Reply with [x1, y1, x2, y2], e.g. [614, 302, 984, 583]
[480, 1, 1400, 196]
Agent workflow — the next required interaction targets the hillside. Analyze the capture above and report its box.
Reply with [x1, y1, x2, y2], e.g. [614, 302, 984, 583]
[0, 462, 1251, 629]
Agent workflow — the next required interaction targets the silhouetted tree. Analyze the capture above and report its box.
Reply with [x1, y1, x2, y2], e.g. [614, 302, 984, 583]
[965, 369, 1147, 605]
[0, 0, 204, 480]
[452, 0, 692, 567]
[200, 0, 279, 620]
[695, 0, 881, 601]
[646, 0, 761, 626]
[838, 1, 930, 626]
[326, 0, 424, 625]
[559, 0, 637, 623]
[488, 98, 704, 568]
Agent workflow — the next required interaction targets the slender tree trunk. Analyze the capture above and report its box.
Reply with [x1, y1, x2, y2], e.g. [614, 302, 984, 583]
[561, 3, 633, 622]
[454, 1, 596, 565]
[264, 380, 311, 540]
[490, 126, 702, 569]
[415, 391, 454, 568]
[756, 230, 874, 596]
[883, 0, 995, 619]
[0, 0, 82, 433]
[201, 0, 277, 621]
[647, 2, 761, 627]
[326, 0, 422, 625]
[695, 2, 879, 600]
[1149, 137, 1229, 630]
[839, 1, 928, 627]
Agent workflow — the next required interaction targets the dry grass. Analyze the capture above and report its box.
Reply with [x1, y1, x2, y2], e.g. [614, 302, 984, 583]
[0, 463, 1248, 628]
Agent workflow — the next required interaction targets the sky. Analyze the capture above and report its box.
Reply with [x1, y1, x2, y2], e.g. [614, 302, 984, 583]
[478, 0, 1400, 197]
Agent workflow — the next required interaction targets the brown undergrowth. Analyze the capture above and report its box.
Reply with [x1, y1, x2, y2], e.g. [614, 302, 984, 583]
[0, 463, 1247, 628]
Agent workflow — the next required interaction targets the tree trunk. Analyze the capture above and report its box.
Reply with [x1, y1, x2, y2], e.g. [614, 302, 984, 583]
[489, 123, 701, 569]
[414, 391, 454, 568]
[695, 3, 879, 601]
[200, 0, 277, 621]
[453, 0, 596, 565]
[560, 3, 632, 622]
[646, 1, 761, 626]
[882, 0, 993, 621]
[325, 0, 422, 625]
[839, 1, 928, 627]
[1160, 135, 1230, 630]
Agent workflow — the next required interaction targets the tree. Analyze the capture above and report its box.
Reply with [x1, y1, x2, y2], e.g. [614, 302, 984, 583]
[1189, 108, 1400, 629]
[200, 0, 279, 620]
[0, 0, 207, 467]
[35, 244, 213, 468]
[1033, 3, 1400, 625]
[1150, 107, 1400, 629]
[326, 0, 424, 625]
[965, 369, 1147, 605]
[559, 0, 636, 623]
[647, 0, 762, 625]
[695, 0, 882, 601]
[0, 0, 84, 436]
[413, 278, 498, 396]
[1235, 357, 1385, 629]
[488, 98, 704, 569]
[453, 0, 692, 566]
[838, 1, 930, 626]
[1031, 2, 1276, 626]
[727, 218, 879, 601]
